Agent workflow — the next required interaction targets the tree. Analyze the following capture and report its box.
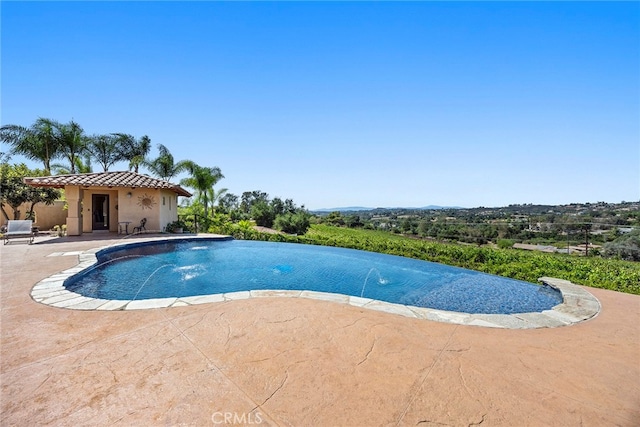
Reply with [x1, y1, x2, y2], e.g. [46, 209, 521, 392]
[251, 200, 275, 228]
[0, 163, 60, 221]
[240, 190, 269, 214]
[145, 144, 188, 181]
[418, 220, 430, 236]
[0, 165, 29, 220]
[51, 153, 93, 175]
[271, 197, 285, 216]
[0, 118, 61, 174]
[219, 193, 239, 213]
[207, 186, 228, 215]
[114, 133, 151, 173]
[399, 218, 416, 234]
[345, 214, 364, 228]
[24, 185, 60, 221]
[86, 134, 122, 172]
[284, 198, 297, 214]
[603, 230, 640, 261]
[274, 211, 311, 235]
[325, 211, 345, 226]
[179, 161, 224, 217]
[55, 120, 87, 174]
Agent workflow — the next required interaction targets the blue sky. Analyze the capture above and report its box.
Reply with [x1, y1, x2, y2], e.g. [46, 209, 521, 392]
[2, 1, 638, 210]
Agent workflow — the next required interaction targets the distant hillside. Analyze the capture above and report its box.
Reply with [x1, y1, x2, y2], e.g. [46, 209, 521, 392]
[312, 205, 462, 213]
[313, 207, 373, 213]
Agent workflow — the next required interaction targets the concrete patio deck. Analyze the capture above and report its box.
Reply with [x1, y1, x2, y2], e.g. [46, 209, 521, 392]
[1, 234, 639, 426]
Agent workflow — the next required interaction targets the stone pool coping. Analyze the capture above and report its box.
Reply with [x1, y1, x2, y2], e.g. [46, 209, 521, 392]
[29, 236, 601, 329]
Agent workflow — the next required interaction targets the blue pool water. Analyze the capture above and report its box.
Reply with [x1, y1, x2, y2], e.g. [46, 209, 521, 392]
[64, 239, 562, 314]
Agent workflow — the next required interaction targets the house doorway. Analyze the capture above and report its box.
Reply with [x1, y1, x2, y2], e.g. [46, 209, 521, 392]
[91, 194, 109, 231]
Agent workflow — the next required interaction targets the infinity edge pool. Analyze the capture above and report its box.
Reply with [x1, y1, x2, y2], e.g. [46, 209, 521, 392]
[30, 235, 601, 329]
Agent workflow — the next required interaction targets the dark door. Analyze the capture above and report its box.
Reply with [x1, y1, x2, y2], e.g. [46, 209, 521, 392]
[92, 194, 109, 231]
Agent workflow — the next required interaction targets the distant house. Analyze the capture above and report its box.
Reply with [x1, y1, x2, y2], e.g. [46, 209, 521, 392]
[23, 171, 191, 236]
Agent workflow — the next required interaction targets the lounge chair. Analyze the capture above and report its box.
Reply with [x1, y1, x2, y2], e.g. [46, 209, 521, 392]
[3, 220, 36, 245]
[133, 218, 147, 234]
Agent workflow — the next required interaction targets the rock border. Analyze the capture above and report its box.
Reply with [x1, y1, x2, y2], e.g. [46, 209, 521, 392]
[30, 237, 601, 329]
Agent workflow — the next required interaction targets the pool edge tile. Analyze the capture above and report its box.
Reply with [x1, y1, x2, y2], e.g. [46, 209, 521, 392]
[125, 298, 177, 310]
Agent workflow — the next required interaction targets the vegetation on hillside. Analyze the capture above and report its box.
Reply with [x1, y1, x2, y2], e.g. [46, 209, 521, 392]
[314, 204, 640, 261]
[178, 190, 310, 236]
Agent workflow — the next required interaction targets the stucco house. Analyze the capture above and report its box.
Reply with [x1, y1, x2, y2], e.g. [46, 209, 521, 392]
[23, 171, 192, 236]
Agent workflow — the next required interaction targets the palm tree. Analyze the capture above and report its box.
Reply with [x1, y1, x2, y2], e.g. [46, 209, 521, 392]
[51, 153, 93, 175]
[54, 120, 87, 174]
[0, 151, 11, 165]
[145, 144, 188, 181]
[180, 161, 224, 217]
[207, 186, 229, 215]
[113, 133, 151, 173]
[85, 134, 122, 172]
[0, 117, 62, 174]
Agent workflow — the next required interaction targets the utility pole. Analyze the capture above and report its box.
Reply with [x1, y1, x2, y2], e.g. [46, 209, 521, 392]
[585, 226, 588, 256]
[583, 223, 591, 256]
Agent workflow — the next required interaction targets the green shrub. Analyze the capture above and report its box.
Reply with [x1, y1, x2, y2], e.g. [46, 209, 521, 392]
[603, 231, 640, 262]
[497, 239, 515, 249]
[274, 211, 310, 235]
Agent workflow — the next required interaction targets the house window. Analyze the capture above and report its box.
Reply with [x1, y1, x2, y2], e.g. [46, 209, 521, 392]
[163, 196, 166, 206]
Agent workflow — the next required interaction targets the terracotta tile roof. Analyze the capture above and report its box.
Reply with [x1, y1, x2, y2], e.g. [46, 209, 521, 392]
[23, 171, 192, 197]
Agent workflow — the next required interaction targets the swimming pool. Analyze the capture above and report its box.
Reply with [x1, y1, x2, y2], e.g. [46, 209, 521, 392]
[63, 238, 562, 315]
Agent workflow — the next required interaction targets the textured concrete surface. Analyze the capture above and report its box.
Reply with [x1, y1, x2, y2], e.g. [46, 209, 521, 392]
[1, 234, 639, 426]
